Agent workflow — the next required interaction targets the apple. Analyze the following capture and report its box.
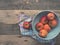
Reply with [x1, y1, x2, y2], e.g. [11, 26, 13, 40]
[40, 16, 48, 24]
[49, 19, 57, 28]
[36, 22, 43, 31]
[39, 29, 48, 38]
[47, 13, 55, 20]
[23, 22, 30, 29]
[43, 24, 51, 32]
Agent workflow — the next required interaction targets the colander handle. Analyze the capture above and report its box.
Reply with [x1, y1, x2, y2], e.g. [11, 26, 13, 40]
[59, 18, 60, 33]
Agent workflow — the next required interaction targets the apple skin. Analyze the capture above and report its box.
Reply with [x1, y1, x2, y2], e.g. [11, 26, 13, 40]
[43, 24, 51, 32]
[49, 19, 57, 28]
[23, 22, 30, 29]
[36, 22, 43, 31]
[40, 16, 48, 24]
[47, 13, 55, 20]
[39, 29, 48, 38]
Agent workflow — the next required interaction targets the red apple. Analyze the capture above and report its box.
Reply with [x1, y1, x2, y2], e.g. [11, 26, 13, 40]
[36, 22, 43, 31]
[49, 19, 57, 28]
[47, 13, 55, 20]
[43, 24, 51, 32]
[23, 22, 30, 29]
[39, 29, 48, 38]
[40, 16, 48, 24]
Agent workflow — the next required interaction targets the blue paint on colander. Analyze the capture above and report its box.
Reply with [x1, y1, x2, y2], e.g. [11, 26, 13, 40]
[32, 11, 60, 41]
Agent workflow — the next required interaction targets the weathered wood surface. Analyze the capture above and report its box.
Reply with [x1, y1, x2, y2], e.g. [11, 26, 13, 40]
[0, 0, 60, 10]
[0, 10, 60, 45]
